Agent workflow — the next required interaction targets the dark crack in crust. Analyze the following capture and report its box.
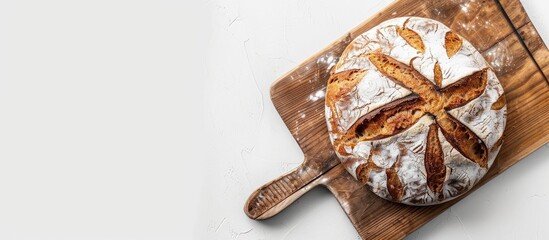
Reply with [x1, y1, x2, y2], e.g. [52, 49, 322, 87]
[347, 95, 425, 143]
[437, 113, 488, 168]
[386, 167, 404, 201]
[368, 53, 441, 104]
[442, 68, 488, 109]
[425, 124, 446, 198]
[368, 53, 446, 115]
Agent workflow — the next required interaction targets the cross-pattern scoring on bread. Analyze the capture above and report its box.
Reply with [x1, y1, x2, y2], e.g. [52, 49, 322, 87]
[325, 17, 507, 205]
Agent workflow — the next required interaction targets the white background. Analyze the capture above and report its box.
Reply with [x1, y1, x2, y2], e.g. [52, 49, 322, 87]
[0, 0, 547, 239]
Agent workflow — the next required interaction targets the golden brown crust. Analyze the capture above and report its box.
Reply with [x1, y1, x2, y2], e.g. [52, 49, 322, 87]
[335, 54, 491, 172]
[356, 163, 372, 184]
[356, 149, 382, 184]
[387, 152, 404, 201]
[336, 53, 488, 190]
[434, 61, 442, 87]
[445, 31, 463, 58]
[437, 113, 488, 168]
[442, 69, 488, 109]
[356, 147, 404, 201]
[491, 94, 507, 110]
[368, 53, 436, 95]
[368, 53, 443, 112]
[326, 69, 367, 134]
[386, 167, 404, 201]
[327, 69, 366, 97]
[424, 124, 446, 195]
[396, 26, 425, 54]
[333, 139, 351, 157]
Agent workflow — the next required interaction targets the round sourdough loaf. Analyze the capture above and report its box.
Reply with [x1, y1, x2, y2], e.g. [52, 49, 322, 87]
[325, 17, 507, 205]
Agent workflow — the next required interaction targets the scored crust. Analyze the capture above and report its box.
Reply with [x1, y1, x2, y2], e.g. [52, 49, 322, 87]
[325, 17, 507, 205]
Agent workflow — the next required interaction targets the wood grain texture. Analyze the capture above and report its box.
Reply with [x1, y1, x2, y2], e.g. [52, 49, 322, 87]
[517, 22, 549, 81]
[244, 151, 338, 219]
[245, 0, 549, 239]
[498, 0, 549, 81]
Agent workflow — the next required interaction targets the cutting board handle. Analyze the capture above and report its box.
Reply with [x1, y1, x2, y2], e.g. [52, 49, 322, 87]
[244, 157, 328, 220]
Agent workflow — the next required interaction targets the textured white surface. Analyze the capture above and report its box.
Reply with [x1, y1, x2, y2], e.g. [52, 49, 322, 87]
[0, 0, 546, 240]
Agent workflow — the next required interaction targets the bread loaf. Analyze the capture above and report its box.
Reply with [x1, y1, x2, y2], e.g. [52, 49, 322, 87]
[325, 17, 507, 205]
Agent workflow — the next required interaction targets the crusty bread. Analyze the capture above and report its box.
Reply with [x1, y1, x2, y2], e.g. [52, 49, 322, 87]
[325, 17, 507, 205]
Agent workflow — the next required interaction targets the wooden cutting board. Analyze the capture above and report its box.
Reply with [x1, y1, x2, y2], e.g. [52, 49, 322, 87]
[244, 0, 549, 239]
